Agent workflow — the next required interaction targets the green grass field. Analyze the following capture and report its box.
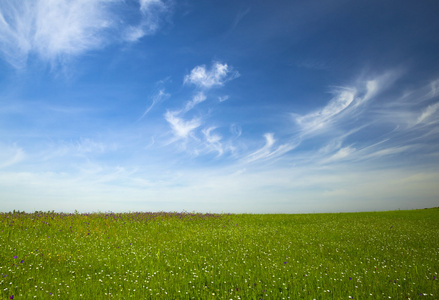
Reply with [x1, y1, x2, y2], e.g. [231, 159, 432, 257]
[1, 209, 438, 299]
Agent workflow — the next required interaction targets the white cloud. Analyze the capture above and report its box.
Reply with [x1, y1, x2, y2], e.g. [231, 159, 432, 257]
[140, 0, 163, 11]
[218, 95, 230, 102]
[322, 146, 356, 164]
[74, 138, 107, 154]
[124, 26, 147, 43]
[416, 102, 439, 125]
[293, 72, 401, 136]
[362, 145, 414, 160]
[164, 111, 201, 139]
[0, 144, 26, 168]
[0, 0, 117, 67]
[230, 124, 242, 138]
[294, 88, 356, 133]
[0, 0, 171, 67]
[202, 127, 223, 156]
[125, 0, 170, 42]
[139, 89, 170, 120]
[184, 92, 207, 112]
[428, 79, 439, 98]
[184, 62, 240, 89]
[244, 133, 295, 163]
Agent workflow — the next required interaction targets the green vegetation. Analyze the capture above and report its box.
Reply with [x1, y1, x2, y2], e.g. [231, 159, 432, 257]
[1, 209, 438, 299]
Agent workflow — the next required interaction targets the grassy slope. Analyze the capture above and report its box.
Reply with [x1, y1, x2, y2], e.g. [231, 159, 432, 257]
[1, 209, 438, 299]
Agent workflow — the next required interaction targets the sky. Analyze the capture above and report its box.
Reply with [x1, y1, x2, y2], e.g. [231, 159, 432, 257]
[1, 0, 439, 213]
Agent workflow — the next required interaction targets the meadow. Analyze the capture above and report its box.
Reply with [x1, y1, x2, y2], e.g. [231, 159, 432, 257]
[0, 209, 438, 299]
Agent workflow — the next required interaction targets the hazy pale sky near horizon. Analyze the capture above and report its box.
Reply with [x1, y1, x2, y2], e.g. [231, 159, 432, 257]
[1, 0, 439, 213]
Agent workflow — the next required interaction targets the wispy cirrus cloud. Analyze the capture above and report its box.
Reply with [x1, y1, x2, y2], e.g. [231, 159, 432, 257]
[243, 133, 296, 164]
[416, 102, 439, 125]
[0, 144, 25, 168]
[139, 89, 170, 120]
[292, 71, 401, 136]
[184, 92, 207, 112]
[184, 62, 240, 89]
[164, 110, 201, 140]
[0, 0, 116, 67]
[292, 74, 439, 167]
[202, 127, 224, 156]
[124, 0, 171, 42]
[0, 0, 171, 68]
[293, 87, 356, 134]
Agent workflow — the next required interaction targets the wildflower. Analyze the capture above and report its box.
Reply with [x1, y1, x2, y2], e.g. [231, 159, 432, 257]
[349, 277, 352, 280]
[284, 262, 287, 264]
[20, 260, 24, 264]
[13, 256, 17, 259]
[9, 296, 14, 299]
[236, 288, 239, 291]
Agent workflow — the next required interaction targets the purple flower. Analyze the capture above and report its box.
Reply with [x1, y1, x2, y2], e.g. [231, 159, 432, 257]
[9, 296, 14, 299]
[284, 261, 287, 264]
[262, 289, 265, 293]
[349, 277, 352, 280]
[13, 256, 17, 259]
[236, 288, 239, 291]
[20, 260, 24, 264]
[434, 276, 436, 280]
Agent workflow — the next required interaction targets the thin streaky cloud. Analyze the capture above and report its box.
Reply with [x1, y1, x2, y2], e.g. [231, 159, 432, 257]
[230, 124, 242, 138]
[361, 145, 416, 160]
[184, 92, 207, 112]
[321, 146, 356, 164]
[139, 89, 170, 120]
[243, 133, 296, 164]
[202, 127, 224, 156]
[218, 95, 229, 102]
[293, 87, 356, 134]
[293, 72, 401, 136]
[0, 145, 26, 169]
[227, 7, 250, 34]
[416, 102, 439, 125]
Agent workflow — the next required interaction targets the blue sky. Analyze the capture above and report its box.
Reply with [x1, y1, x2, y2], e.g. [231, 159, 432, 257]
[1, 0, 438, 213]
